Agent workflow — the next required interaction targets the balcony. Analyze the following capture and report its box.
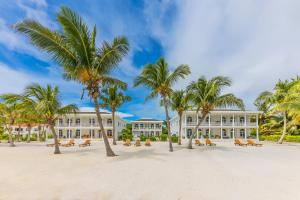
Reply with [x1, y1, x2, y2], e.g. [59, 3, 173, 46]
[184, 121, 258, 127]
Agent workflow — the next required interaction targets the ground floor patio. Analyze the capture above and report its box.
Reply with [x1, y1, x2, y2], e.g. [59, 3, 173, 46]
[0, 141, 299, 200]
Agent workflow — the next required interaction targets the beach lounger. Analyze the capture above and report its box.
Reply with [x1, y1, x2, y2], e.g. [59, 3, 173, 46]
[79, 139, 91, 147]
[134, 139, 141, 147]
[247, 139, 263, 147]
[46, 139, 61, 147]
[61, 139, 75, 147]
[205, 139, 216, 146]
[234, 139, 247, 146]
[145, 139, 151, 146]
[195, 139, 204, 146]
[123, 139, 131, 146]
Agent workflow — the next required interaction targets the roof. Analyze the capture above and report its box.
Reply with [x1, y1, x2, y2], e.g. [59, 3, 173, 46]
[132, 118, 163, 122]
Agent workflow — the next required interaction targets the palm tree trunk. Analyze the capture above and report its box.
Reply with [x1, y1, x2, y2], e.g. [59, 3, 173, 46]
[112, 109, 117, 145]
[27, 126, 31, 143]
[163, 96, 173, 152]
[37, 125, 41, 142]
[8, 126, 15, 147]
[17, 125, 21, 142]
[93, 96, 116, 157]
[178, 113, 182, 145]
[49, 124, 60, 154]
[188, 113, 206, 149]
[278, 111, 287, 144]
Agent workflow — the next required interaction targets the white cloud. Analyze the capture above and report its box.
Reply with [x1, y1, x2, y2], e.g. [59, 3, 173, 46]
[157, 0, 300, 109]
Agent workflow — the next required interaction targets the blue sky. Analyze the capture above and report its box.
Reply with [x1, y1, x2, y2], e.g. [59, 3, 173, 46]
[0, 0, 299, 120]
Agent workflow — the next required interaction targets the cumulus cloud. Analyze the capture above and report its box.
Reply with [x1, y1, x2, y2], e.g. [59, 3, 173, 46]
[151, 0, 300, 109]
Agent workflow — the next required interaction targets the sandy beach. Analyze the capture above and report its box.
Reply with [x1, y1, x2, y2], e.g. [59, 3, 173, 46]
[0, 140, 300, 200]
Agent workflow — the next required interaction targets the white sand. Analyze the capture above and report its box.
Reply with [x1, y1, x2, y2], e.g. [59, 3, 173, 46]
[0, 140, 300, 200]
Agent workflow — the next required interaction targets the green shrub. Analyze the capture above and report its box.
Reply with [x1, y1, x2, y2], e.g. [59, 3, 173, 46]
[149, 136, 156, 141]
[121, 132, 133, 141]
[260, 135, 300, 143]
[47, 134, 53, 139]
[0, 133, 9, 140]
[140, 134, 147, 141]
[285, 135, 300, 143]
[160, 134, 168, 141]
[171, 135, 178, 143]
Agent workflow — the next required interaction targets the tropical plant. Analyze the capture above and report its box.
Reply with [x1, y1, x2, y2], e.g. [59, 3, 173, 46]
[101, 85, 131, 145]
[169, 90, 190, 145]
[0, 96, 22, 147]
[15, 6, 129, 156]
[187, 76, 245, 149]
[23, 84, 78, 154]
[134, 58, 190, 152]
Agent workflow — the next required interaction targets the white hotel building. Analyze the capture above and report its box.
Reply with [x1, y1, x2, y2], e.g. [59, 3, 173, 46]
[170, 110, 262, 140]
[132, 118, 163, 138]
[55, 108, 127, 140]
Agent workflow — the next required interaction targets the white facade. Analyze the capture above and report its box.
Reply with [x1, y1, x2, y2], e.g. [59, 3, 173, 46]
[132, 119, 163, 137]
[55, 111, 127, 140]
[170, 110, 262, 140]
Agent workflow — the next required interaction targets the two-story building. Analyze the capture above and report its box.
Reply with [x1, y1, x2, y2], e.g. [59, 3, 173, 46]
[170, 109, 262, 140]
[55, 108, 127, 140]
[132, 118, 163, 138]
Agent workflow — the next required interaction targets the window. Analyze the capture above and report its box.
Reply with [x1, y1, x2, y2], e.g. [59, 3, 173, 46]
[107, 119, 112, 125]
[140, 124, 144, 128]
[156, 124, 160, 128]
[134, 124, 139, 129]
[76, 129, 80, 137]
[222, 129, 227, 137]
[151, 124, 154, 129]
[222, 117, 226, 124]
[67, 119, 72, 125]
[187, 116, 192, 123]
[156, 131, 160, 136]
[187, 129, 192, 138]
[107, 130, 112, 137]
[240, 129, 245, 137]
[240, 117, 245, 124]
[76, 118, 80, 125]
[89, 118, 95, 125]
[206, 117, 209, 123]
[59, 118, 63, 124]
[59, 130, 63, 137]
[150, 131, 154, 136]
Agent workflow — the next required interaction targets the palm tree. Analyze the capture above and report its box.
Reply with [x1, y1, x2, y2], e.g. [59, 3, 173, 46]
[134, 58, 190, 152]
[23, 84, 78, 154]
[101, 85, 131, 145]
[0, 96, 21, 147]
[187, 76, 245, 149]
[169, 90, 190, 145]
[15, 6, 129, 156]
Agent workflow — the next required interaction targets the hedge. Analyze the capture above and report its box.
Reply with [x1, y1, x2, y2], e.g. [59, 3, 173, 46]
[260, 135, 300, 143]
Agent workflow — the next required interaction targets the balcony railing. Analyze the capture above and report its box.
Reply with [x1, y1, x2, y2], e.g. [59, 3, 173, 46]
[185, 121, 257, 127]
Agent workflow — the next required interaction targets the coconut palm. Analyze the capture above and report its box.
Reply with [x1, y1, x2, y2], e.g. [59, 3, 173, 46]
[101, 85, 131, 145]
[187, 76, 245, 149]
[134, 58, 190, 152]
[169, 90, 190, 145]
[15, 6, 129, 156]
[23, 84, 78, 154]
[0, 96, 22, 147]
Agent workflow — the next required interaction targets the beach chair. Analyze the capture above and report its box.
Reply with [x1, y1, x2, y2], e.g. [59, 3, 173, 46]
[46, 139, 61, 147]
[61, 139, 75, 147]
[134, 139, 141, 147]
[234, 139, 247, 146]
[205, 139, 216, 146]
[195, 139, 204, 146]
[79, 139, 91, 147]
[145, 139, 151, 146]
[123, 139, 131, 146]
[247, 139, 263, 147]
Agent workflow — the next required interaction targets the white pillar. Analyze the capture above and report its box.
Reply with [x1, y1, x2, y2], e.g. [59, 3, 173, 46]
[256, 114, 258, 126]
[220, 114, 223, 139]
[244, 113, 247, 139]
[232, 114, 235, 126]
[244, 129, 247, 139]
[232, 128, 235, 139]
[256, 128, 259, 140]
[208, 128, 211, 139]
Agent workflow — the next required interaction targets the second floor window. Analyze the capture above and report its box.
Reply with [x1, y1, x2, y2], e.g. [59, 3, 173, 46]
[140, 124, 144, 128]
[222, 117, 226, 123]
[151, 124, 154, 129]
[156, 124, 160, 128]
[107, 119, 112, 124]
[76, 119, 80, 125]
[240, 117, 245, 124]
[134, 124, 138, 128]
[187, 116, 192, 123]
[67, 119, 72, 125]
[230, 117, 234, 123]
[59, 118, 63, 124]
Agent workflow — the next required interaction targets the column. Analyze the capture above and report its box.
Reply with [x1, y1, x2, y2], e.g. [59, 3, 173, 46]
[80, 119, 82, 139]
[232, 114, 235, 126]
[256, 128, 259, 140]
[244, 113, 247, 139]
[196, 129, 199, 139]
[256, 114, 258, 126]
[232, 128, 235, 139]
[208, 128, 211, 139]
[220, 114, 223, 139]
[244, 129, 247, 139]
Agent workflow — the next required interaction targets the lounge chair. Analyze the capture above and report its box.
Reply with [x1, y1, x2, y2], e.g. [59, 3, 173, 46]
[46, 139, 61, 147]
[205, 139, 216, 146]
[134, 139, 141, 147]
[79, 139, 91, 147]
[61, 139, 75, 147]
[195, 139, 204, 146]
[247, 139, 263, 147]
[234, 139, 247, 146]
[145, 139, 151, 146]
[123, 139, 131, 146]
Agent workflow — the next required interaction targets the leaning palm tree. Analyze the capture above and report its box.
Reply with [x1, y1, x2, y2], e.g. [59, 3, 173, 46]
[134, 58, 190, 152]
[169, 90, 190, 145]
[15, 6, 129, 156]
[101, 85, 131, 145]
[23, 84, 78, 154]
[187, 76, 245, 149]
